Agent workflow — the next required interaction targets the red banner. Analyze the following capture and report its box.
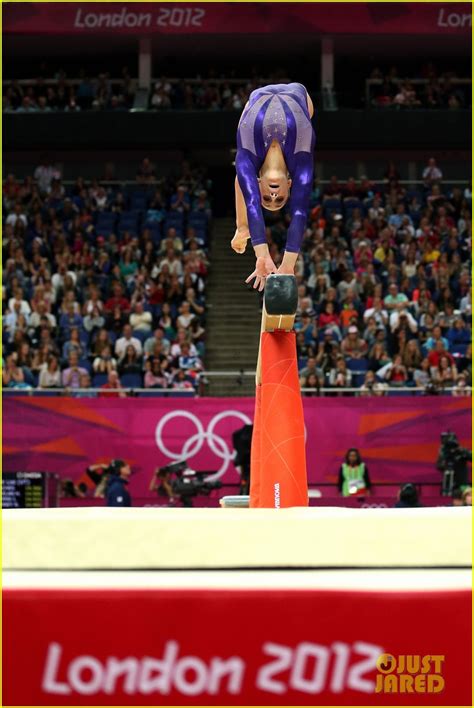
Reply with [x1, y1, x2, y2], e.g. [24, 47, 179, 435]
[3, 2, 472, 36]
[3, 586, 471, 705]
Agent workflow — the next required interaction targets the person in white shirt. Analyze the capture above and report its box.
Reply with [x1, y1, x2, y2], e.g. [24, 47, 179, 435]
[8, 289, 31, 316]
[115, 324, 143, 359]
[389, 309, 418, 334]
[28, 301, 57, 331]
[460, 288, 471, 317]
[34, 158, 61, 194]
[129, 301, 152, 332]
[6, 202, 28, 228]
[51, 262, 77, 296]
[176, 301, 196, 330]
[38, 355, 62, 388]
[422, 157, 443, 186]
[363, 296, 389, 327]
[158, 248, 183, 277]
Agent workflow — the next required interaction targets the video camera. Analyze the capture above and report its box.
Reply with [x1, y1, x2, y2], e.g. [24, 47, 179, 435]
[440, 432, 471, 466]
[439, 431, 471, 496]
[156, 460, 222, 507]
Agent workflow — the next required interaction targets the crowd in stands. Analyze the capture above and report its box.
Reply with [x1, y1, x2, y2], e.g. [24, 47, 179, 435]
[2, 157, 211, 394]
[148, 72, 288, 111]
[3, 65, 291, 113]
[367, 62, 470, 109]
[3, 155, 471, 397]
[263, 159, 470, 396]
[3, 67, 136, 113]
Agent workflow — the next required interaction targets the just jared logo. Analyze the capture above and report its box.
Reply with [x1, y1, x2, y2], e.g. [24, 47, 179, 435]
[375, 654, 445, 694]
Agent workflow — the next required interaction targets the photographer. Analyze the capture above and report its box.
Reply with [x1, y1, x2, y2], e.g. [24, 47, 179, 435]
[436, 431, 471, 495]
[150, 461, 221, 507]
[232, 424, 253, 495]
[150, 466, 177, 504]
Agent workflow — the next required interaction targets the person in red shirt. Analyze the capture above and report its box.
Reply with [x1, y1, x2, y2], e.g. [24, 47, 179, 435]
[318, 302, 341, 330]
[104, 283, 131, 313]
[428, 341, 455, 369]
[99, 370, 126, 398]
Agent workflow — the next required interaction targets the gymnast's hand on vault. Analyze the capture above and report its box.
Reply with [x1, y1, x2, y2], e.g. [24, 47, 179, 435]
[245, 255, 277, 292]
[231, 226, 250, 254]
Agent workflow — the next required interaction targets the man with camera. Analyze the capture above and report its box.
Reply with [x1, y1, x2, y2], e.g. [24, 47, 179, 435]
[87, 460, 132, 506]
[436, 431, 471, 496]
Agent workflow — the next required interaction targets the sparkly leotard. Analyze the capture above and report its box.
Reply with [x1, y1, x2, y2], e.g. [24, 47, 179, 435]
[236, 82, 315, 253]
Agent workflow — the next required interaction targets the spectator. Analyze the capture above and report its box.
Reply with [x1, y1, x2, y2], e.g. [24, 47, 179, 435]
[299, 356, 324, 388]
[341, 326, 368, 359]
[422, 157, 443, 186]
[384, 283, 409, 312]
[92, 345, 117, 374]
[360, 370, 388, 396]
[384, 354, 408, 387]
[328, 356, 352, 388]
[432, 355, 458, 388]
[129, 301, 152, 333]
[144, 358, 169, 389]
[100, 370, 126, 398]
[171, 368, 195, 391]
[61, 351, 88, 389]
[83, 305, 105, 334]
[62, 326, 85, 361]
[3, 353, 29, 389]
[115, 324, 143, 359]
[118, 344, 142, 376]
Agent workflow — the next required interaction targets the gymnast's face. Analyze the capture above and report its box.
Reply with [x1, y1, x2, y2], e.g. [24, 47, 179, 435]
[258, 173, 292, 211]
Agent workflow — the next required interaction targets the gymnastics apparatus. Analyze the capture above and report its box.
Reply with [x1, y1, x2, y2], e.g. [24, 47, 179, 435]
[3, 84, 471, 706]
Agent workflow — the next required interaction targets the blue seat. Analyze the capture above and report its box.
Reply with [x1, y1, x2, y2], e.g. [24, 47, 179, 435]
[121, 372, 143, 389]
[79, 359, 92, 374]
[92, 373, 108, 387]
[346, 358, 369, 388]
[189, 212, 208, 228]
[450, 344, 468, 356]
[96, 212, 117, 227]
[95, 226, 115, 237]
[22, 367, 35, 386]
[130, 194, 148, 211]
[343, 199, 364, 218]
[322, 198, 342, 218]
[132, 330, 150, 344]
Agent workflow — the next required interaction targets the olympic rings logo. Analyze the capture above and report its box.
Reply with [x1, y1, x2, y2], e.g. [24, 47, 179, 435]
[155, 410, 252, 481]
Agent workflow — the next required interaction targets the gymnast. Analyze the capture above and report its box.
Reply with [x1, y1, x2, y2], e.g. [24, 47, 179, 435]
[231, 82, 315, 291]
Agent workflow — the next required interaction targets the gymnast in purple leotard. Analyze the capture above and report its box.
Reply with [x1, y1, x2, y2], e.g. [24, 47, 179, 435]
[231, 82, 315, 291]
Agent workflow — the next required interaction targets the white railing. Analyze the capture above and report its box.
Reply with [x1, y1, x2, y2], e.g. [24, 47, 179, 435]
[2, 385, 467, 397]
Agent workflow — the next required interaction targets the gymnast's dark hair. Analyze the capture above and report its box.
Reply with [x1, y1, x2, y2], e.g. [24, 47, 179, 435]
[345, 448, 362, 464]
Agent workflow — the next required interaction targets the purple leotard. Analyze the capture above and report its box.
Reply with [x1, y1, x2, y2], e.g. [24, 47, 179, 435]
[236, 82, 315, 253]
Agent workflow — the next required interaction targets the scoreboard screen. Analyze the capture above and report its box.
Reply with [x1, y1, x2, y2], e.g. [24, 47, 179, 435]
[2, 472, 58, 508]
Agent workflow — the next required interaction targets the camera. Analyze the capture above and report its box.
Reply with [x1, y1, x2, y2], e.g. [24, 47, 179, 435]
[440, 432, 470, 464]
[156, 460, 222, 507]
[438, 431, 471, 496]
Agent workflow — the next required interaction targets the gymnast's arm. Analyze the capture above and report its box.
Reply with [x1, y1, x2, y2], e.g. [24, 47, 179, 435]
[279, 153, 314, 272]
[235, 148, 266, 249]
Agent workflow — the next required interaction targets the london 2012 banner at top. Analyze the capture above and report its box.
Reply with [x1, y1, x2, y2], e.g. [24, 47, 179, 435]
[3, 3, 471, 36]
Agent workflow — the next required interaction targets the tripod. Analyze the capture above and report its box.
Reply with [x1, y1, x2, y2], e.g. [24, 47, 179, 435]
[442, 467, 455, 496]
